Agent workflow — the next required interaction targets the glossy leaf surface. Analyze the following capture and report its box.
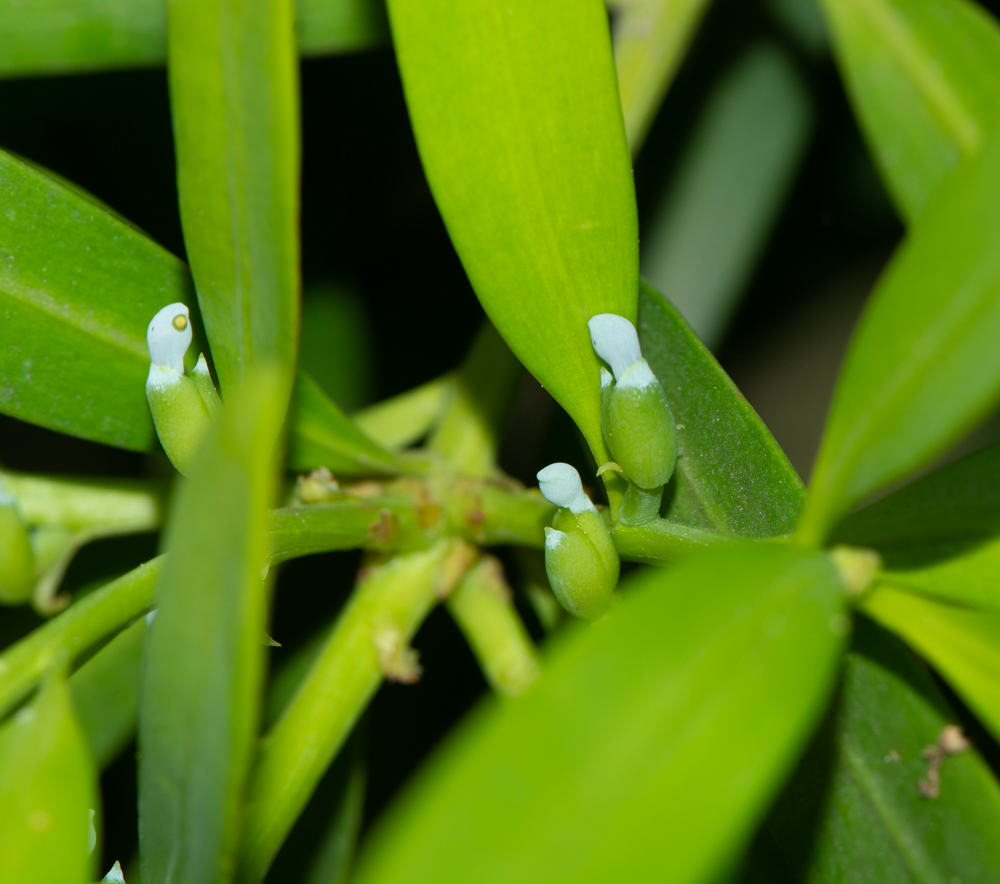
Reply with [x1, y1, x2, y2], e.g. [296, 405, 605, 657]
[354, 544, 845, 884]
[820, 0, 1000, 220]
[0, 667, 98, 883]
[863, 585, 1000, 743]
[637, 282, 804, 536]
[768, 617, 1000, 883]
[139, 368, 285, 884]
[0, 149, 191, 450]
[835, 444, 1000, 610]
[800, 130, 1000, 545]
[167, 0, 299, 395]
[389, 0, 637, 462]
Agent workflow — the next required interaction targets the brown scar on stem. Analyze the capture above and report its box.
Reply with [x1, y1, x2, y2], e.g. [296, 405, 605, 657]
[919, 725, 971, 799]
[367, 508, 398, 548]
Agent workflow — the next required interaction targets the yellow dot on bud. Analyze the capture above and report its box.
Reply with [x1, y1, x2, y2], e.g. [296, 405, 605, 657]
[172, 314, 188, 331]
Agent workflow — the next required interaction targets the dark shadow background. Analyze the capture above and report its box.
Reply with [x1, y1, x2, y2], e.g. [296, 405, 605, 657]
[2, 0, 999, 878]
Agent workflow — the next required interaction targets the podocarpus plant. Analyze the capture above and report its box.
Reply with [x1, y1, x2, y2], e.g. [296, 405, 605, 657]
[3, 0, 1000, 881]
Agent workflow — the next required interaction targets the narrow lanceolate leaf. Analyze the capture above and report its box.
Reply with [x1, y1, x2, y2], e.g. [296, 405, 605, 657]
[388, 0, 638, 463]
[0, 0, 387, 79]
[799, 130, 1000, 546]
[637, 282, 804, 536]
[834, 443, 1000, 611]
[167, 0, 300, 394]
[768, 618, 1000, 883]
[0, 149, 191, 450]
[611, 0, 712, 154]
[0, 666, 99, 883]
[820, 0, 1000, 220]
[139, 367, 286, 884]
[642, 46, 813, 348]
[353, 544, 846, 884]
[863, 584, 1000, 743]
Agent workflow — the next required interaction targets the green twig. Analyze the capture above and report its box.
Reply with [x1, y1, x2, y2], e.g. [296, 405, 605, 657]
[611, 518, 738, 563]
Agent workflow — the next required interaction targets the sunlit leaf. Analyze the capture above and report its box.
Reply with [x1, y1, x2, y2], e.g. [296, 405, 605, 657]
[388, 0, 637, 462]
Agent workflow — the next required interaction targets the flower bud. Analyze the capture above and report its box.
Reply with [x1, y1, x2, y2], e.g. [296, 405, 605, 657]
[589, 313, 677, 490]
[537, 463, 619, 620]
[0, 482, 36, 604]
[145, 303, 212, 474]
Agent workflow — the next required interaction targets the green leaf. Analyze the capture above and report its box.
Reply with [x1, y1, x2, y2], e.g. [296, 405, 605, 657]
[637, 281, 804, 536]
[69, 618, 145, 769]
[819, 0, 1000, 221]
[834, 443, 1000, 610]
[799, 129, 1000, 546]
[0, 149, 192, 451]
[289, 373, 416, 476]
[167, 0, 300, 394]
[612, 0, 713, 154]
[353, 543, 846, 884]
[388, 0, 638, 463]
[862, 584, 1000, 744]
[0, 665, 99, 883]
[767, 617, 1000, 883]
[352, 375, 452, 452]
[0, 0, 387, 78]
[641, 45, 814, 348]
[138, 367, 286, 884]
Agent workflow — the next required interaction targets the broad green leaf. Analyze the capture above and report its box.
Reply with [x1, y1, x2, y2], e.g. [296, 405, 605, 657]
[767, 617, 1000, 883]
[0, 148, 191, 450]
[289, 373, 416, 476]
[353, 544, 846, 884]
[611, 0, 712, 154]
[863, 584, 1000, 743]
[0, 0, 387, 78]
[139, 367, 285, 884]
[834, 443, 1000, 610]
[70, 618, 145, 769]
[167, 0, 300, 394]
[820, 0, 1000, 221]
[642, 45, 813, 348]
[388, 0, 638, 463]
[799, 129, 1000, 546]
[637, 281, 804, 536]
[352, 375, 452, 452]
[0, 666, 99, 883]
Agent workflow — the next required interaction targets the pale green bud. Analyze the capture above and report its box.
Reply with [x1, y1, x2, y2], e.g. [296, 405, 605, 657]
[0, 482, 36, 604]
[145, 303, 211, 474]
[537, 463, 619, 620]
[589, 314, 677, 490]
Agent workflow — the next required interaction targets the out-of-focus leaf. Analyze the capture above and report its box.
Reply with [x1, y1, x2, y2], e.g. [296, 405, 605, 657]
[768, 617, 1000, 882]
[611, 0, 712, 154]
[863, 584, 1000, 743]
[139, 367, 285, 884]
[353, 544, 846, 884]
[388, 0, 637, 463]
[352, 375, 452, 452]
[0, 0, 387, 79]
[0, 149, 191, 451]
[799, 130, 1000, 546]
[820, 0, 1000, 220]
[834, 444, 1000, 610]
[302, 758, 365, 884]
[289, 373, 415, 476]
[642, 45, 813, 348]
[768, 0, 828, 54]
[299, 283, 374, 413]
[70, 618, 145, 769]
[637, 281, 804, 536]
[0, 666, 99, 883]
[167, 0, 299, 395]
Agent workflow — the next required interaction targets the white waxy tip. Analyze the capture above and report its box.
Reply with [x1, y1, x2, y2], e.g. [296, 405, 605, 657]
[600, 366, 614, 389]
[102, 861, 126, 883]
[147, 302, 192, 374]
[146, 363, 183, 391]
[588, 313, 641, 382]
[88, 809, 97, 855]
[192, 353, 211, 376]
[616, 358, 658, 390]
[544, 526, 566, 550]
[146, 609, 157, 628]
[537, 463, 596, 514]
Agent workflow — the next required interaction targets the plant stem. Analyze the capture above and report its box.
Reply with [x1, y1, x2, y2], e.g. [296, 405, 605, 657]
[611, 518, 739, 564]
[446, 556, 540, 696]
[444, 477, 554, 548]
[236, 538, 475, 884]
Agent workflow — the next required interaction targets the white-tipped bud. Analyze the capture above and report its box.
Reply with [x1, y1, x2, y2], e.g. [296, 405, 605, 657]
[147, 302, 192, 374]
[588, 313, 641, 382]
[537, 463, 596, 515]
